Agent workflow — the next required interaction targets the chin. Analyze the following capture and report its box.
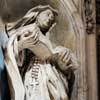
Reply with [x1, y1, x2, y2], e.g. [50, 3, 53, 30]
[41, 23, 49, 28]
[40, 24, 49, 29]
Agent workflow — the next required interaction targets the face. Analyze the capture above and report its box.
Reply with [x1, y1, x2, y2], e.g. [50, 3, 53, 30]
[37, 9, 54, 29]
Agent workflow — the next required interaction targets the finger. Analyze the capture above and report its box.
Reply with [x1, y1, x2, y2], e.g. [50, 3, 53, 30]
[32, 38, 39, 45]
[66, 64, 75, 70]
[33, 31, 39, 40]
[59, 50, 68, 61]
[62, 51, 70, 62]
[26, 37, 39, 45]
[64, 55, 71, 65]
[33, 34, 39, 43]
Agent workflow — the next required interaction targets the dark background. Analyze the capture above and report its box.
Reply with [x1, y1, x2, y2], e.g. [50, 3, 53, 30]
[0, 0, 42, 22]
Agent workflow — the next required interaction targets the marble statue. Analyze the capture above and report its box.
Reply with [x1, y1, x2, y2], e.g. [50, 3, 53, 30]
[5, 5, 79, 100]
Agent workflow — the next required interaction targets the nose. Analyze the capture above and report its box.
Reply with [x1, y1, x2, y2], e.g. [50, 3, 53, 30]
[46, 19, 50, 25]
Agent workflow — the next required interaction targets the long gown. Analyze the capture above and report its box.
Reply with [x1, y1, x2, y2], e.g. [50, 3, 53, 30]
[20, 47, 77, 100]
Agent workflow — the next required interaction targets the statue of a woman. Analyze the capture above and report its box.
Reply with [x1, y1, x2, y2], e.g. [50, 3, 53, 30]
[5, 5, 79, 100]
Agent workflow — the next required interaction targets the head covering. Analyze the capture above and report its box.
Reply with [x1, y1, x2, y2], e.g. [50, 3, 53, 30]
[8, 5, 58, 31]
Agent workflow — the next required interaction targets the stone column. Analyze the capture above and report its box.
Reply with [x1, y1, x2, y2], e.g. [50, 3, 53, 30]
[84, 0, 98, 100]
[72, 0, 98, 100]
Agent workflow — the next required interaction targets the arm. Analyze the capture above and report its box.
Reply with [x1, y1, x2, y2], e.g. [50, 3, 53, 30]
[18, 25, 53, 60]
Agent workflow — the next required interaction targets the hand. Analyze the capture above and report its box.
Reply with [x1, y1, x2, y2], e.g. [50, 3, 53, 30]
[54, 47, 72, 71]
[58, 48, 71, 64]
[18, 27, 40, 51]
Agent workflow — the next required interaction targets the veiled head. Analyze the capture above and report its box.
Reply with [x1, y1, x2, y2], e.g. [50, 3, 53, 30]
[37, 9, 55, 30]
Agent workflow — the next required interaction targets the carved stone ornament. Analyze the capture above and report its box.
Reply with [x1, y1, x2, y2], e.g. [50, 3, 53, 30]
[84, 0, 96, 34]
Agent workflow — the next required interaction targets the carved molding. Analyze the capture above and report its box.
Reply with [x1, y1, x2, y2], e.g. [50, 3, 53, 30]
[84, 0, 96, 34]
